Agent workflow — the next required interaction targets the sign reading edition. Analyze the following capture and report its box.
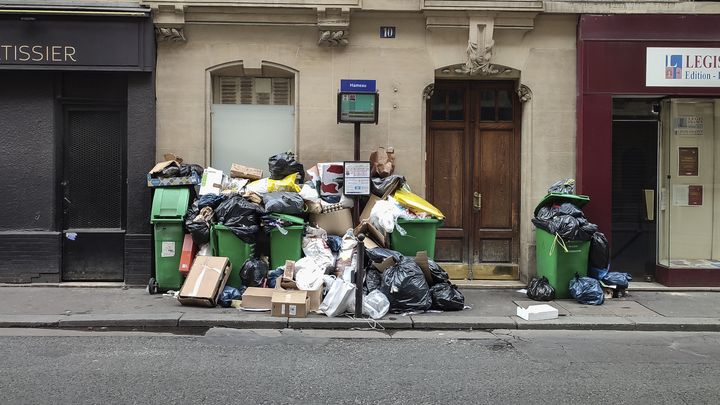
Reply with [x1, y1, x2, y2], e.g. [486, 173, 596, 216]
[647, 47, 720, 87]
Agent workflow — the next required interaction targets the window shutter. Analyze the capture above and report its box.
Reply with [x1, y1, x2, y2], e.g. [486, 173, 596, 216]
[272, 78, 290, 105]
[219, 77, 239, 104]
[239, 77, 253, 105]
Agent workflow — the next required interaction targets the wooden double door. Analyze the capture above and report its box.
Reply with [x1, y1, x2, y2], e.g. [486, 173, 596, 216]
[426, 81, 520, 279]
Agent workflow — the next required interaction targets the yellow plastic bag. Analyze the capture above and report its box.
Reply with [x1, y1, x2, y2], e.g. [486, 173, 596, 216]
[393, 188, 445, 220]
[247, 173, 301, 193]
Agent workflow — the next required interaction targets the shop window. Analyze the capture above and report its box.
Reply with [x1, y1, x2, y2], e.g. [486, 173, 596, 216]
[211, 73, 295, 173]
[658, 98, 720, 269]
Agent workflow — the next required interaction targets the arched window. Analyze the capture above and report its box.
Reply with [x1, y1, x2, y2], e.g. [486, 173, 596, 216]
[210, 63, 296, 173]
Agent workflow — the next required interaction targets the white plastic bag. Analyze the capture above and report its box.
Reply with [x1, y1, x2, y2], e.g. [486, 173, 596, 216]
[294, 257, 325, 290]
[319, 278, 355, 317]
[363, 290, 390, 319]
[302, 233, 335, 270]
[336, 230, 358, 281]
[197, 243, 211, 256]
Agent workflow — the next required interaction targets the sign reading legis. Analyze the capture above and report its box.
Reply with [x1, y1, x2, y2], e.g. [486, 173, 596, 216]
[1, 44, 77, 63]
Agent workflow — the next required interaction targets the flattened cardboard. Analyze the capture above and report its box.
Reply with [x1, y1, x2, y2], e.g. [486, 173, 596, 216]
[230, 163, 263, 180]
[414, 251, 434, 285]
[271, 290, 309, 318]
[354, 220, 387, 248]
[149, 160, 180, 175]
[178, 256, 231, 307]
[373, 256, 396, 273]
[241, 287, 274, 310]
[360, 194, 381, 222]
[310, 209, 353, 236]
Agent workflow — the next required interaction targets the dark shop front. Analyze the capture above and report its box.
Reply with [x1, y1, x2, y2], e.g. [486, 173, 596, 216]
[577, 14, 720, 286]
[0, 8, 155, 284]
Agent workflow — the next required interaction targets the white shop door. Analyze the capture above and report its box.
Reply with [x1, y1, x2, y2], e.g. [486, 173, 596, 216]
[211, 76, 294, 173]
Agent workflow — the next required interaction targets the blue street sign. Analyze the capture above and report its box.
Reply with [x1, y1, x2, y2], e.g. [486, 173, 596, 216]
[340, 79, 376, 93]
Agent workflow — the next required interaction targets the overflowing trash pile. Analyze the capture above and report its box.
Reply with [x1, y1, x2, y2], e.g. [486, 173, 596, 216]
[526, 178, 632, 306]
[147, 148, 462, 319]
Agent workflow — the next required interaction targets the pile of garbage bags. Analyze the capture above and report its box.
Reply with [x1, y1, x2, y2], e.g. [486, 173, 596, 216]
[529, 178, 632, 305]
[163, 148, 459, 319]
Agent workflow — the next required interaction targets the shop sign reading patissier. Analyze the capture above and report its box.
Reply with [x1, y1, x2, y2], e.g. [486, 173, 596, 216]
[647, 48, 720, 87]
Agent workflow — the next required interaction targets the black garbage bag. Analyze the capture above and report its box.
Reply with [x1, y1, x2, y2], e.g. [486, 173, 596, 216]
[262, 192, 304, 215]
[268, 152, 305, 183]
[427, 259, 450, 286]
[535, 205, 560, 221]
[327, 235, 343, 253]
[266, 267, 284, 289]
[218, 286, 242, 308]
[366, 247, 404, 264]
[215, 195, 263, 244]
[569, 274, 604, 305]
[184, 202, 211, 245]
[558, 202, 584, 218]
[240, 258, 269, 288]
[526, 276, 556, 301]
[577, 220, 599, 241]
[551, 215, 581, 240]
[589, 232, 610, 269]
[371, 175, 406, 197]
[160, 165, 181, 178]
[429, 282, 465, 311]
[364, 268, 383, 294]
[548, 178, 576, 194]
[177, 163, 204, 177]
[602, 272, 632, 289]
[197, 193, 226, 210]
[531, 217, 553, 234]
[381, 257, 432, 313]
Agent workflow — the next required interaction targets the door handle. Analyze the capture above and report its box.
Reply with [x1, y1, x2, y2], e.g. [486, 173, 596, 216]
[473, 192, 481, 212]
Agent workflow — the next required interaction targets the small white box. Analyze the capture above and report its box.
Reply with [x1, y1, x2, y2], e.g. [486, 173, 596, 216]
[516, 304, 559, 321]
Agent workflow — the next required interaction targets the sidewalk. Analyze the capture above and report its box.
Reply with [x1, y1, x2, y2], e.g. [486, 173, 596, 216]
[0, 285, 719, 332]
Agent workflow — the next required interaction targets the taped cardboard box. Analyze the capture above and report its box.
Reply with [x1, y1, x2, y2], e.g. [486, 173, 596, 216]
[275, 279, 323, 312]
[178, 256, 231, 307]
[241, 287, 274, 310]
[230, 163, 263, 180]
[271, 290, 309, 318]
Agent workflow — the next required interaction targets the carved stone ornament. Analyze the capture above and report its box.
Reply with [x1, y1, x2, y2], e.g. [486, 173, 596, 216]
[460, 40, 499, 75]
[318, 30, 349, 47]
[423, 83, 435, 100]
[155, 27, 186, 42]
[517, 84, 532, 102]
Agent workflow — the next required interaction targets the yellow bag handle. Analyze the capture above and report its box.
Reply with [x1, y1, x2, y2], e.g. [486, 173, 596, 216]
[548, 232, 569, 256]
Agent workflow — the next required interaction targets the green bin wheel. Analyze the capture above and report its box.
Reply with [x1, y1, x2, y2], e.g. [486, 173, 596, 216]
[148, 277, 158, 295]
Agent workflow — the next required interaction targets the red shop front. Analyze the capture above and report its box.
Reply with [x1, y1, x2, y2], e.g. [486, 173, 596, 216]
[577, 14, 720, 286]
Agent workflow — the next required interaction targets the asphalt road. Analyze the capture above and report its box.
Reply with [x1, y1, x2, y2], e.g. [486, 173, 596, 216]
[0, 329, 719, 404]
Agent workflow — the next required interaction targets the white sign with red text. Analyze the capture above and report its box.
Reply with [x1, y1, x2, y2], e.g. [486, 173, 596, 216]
[646, 47, 720, 87]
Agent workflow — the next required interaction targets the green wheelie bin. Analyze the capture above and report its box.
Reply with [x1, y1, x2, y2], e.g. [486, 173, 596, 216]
[211, 224, 255, 289]
[149, 187, 191, 294]
[534, 193, 591, 299]
[268, 214, 305, 270]
[390, 218, 443, 259]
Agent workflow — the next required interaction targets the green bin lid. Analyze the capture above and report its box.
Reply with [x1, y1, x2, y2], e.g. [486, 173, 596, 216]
[150, 188, 191, 222]
[533, 193, 590, 217]
[396, 218, 442, 224]
[268, 213, 305, 225]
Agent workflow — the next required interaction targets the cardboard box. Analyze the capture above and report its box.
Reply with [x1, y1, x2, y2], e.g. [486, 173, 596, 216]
[199, 167, 224, 195]
[360, 194, 381, 223]
[414, 251, 434, 284]
[271, 290, 309, 318]
[146, 172, 201, 188]
[178, 256, 231, 307]
[516, 304, 559, 321]
[310, 209, 353, 236]
[241, 287, 274, 310]
[373, 256, 396, 273]
[354, 220, 387, 248]
[275, 281, 323, 312]
[230, 163, 263, 180]
[178, 234, 196, 276]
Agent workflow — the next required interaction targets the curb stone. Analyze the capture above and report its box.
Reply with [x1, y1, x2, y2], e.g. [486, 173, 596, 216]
[57, 313, 182, 328]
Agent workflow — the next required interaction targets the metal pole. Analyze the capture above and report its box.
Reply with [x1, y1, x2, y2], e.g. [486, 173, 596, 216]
[354, 121, 361, 160]
[354, 233, 366, 317]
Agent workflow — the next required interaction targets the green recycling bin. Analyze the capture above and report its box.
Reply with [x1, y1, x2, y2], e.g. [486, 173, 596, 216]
[150, 187, 191, 293]
[211, 224, 254, 289]
[268, 214, 305, 270]
[390, 218, 442, 259]
[534, 193, 591, 299]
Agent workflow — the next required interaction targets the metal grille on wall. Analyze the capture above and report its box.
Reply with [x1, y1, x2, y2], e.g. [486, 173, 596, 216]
[66, 110, 123, 229]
